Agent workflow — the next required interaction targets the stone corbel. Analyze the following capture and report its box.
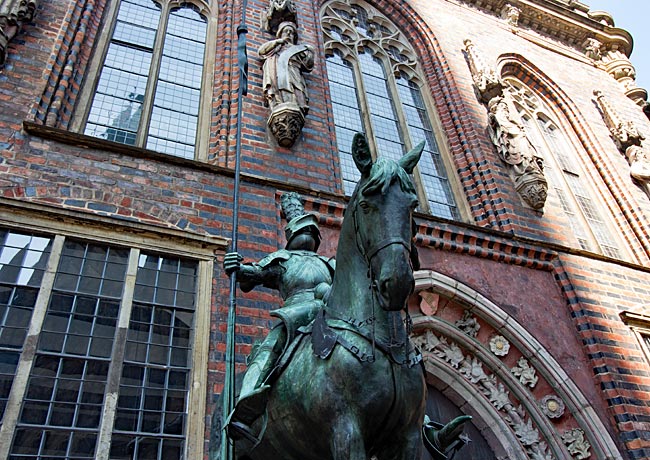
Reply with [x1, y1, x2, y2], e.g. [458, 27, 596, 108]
[594, 89, 650, 186]
[0, 0, 37, 67]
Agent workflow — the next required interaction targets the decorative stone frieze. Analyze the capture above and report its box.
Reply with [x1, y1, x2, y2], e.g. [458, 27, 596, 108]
[455, 310, 480, 338]
[593, 89, 650, 186]
[488, 334, 510, 356]
[0, 0, 37, 67]
[511, 357, 538, 388]
[562, 428, 591, 459]
[540, 394, 565, 419]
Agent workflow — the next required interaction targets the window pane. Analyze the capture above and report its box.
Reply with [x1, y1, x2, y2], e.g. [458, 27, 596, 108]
[146, 6, 207, 159]
[9, 239, 127, 458]
[0, 231, 52, 423]
[85, 0, 160, 145]
[113, 253, 197, 456]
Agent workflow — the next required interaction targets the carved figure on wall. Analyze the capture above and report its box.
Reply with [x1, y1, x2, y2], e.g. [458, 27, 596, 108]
[261, 0, 296, 35]
[488, 95, 548, 209]
[0, 0, 37, 66]
[220, 135, 471, 460]
[258, 21, 314, 147]
[594, 89, 650, 188]
[582, 37, 602, 61]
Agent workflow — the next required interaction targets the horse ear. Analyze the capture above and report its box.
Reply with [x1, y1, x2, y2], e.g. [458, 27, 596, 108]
[399, 140, 425, 174]
[352, 133, 373, 175]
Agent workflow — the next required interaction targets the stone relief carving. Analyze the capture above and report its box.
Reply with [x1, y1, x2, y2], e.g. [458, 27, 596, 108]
[0, 0, 37, 67]
[488, 93, 548, 210]
[455, 310, 481, 338]
[463, 39, 503, 103]
[593, 89, 650, 188]
[413, 329, 555, 459]
[488, 334, 510, 356]
[259, 4, 314, 147]
[261, 0, 297, 35]
[540, 394, 565, 419]
[562, 428, 591, 459]
[511, 357, 538, 388]
[582, 38, 602, 61]
[463, 39, 548, 210]
[501, 3, 520, 28]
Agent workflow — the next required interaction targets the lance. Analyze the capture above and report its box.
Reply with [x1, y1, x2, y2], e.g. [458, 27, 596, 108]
[220, 0, 248, 458]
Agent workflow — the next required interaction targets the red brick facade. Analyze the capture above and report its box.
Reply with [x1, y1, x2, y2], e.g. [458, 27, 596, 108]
[1, 0, 649, 458]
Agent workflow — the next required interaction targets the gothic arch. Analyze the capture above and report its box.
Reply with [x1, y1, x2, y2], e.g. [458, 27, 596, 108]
[411, 269, 623, 460]
[496, 53, 650, 263]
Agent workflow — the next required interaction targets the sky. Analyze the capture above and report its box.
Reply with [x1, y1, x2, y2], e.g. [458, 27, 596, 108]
[584, 0, 650, 93]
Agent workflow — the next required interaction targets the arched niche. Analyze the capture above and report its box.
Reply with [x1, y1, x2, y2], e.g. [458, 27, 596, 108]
[411, 269, 623, 460]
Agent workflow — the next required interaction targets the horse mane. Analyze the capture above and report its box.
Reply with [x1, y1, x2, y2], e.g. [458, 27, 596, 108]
[358, 156, 416, 197]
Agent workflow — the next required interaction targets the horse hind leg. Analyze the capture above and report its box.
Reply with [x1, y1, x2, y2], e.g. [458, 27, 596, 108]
[330, 418, 366, 460]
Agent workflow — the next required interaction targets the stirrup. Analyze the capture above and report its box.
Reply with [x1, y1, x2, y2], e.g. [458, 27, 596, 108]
[225, 409, 269, 449]
[234, 385, 271, 424]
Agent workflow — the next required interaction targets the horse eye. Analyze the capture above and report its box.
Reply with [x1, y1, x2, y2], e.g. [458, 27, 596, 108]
[359, 201, 371, 213]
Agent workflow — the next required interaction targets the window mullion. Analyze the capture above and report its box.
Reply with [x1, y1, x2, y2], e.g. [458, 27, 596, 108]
[352, 53, 379, 160]
[136, 2, 171, 147]
[95, 248, 141, 460]
[0, 235, 65, 458]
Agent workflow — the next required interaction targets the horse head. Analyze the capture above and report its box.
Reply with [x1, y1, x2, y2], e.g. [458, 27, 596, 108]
[349, 133, 424, 312]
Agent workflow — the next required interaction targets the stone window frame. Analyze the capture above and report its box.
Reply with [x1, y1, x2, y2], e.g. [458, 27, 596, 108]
[70, 0, 217, 162]
[504, 77, 625, 259]
[620, 311, 650, 364]
[320, 0, 464, 220]
[0, 201, 224, 460]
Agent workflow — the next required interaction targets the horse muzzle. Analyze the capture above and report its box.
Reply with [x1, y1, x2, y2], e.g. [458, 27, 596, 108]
[374, 265, 414, 312]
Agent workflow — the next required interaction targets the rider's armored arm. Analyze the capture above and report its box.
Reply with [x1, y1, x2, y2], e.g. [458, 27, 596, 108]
[238, 262, 284, 293]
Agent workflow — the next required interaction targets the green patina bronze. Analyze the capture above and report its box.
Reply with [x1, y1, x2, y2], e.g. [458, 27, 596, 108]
[219, 134, 470, 460]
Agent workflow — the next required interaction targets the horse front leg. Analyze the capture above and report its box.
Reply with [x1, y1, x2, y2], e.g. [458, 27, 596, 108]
[374, 426, 423, 460]
[330, 417, 366, 460]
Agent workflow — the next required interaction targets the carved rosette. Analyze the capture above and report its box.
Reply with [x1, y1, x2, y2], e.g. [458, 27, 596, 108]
[268, 102, 305, 148]
[489, 334, 510, 356]
[540, 395, 565, 419]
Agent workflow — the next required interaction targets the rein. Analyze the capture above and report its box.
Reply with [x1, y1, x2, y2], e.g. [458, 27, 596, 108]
[351, 205, 414, 363]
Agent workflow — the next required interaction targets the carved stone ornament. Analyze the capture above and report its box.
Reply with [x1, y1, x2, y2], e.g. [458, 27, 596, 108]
[562, 428, 592, 459]
[488, 334, 510, 356]
[413, 330, 553, 459]
[501, 3, 520, 28]
[511, 357, 538, 388]
[455, 310, 480, 338]
[582, 37, 602, 61]
[540, 394, 565, 419]
[463, 39, 503, 103]
[260, 0, 297, 35]
[601, 46, 648, 105]
[594, 89, 650, 184]
[487, 94, 548, 209]
[0, 0, 37, 66]
[267, 102, 305, 148]
[259, 20, 314, 147]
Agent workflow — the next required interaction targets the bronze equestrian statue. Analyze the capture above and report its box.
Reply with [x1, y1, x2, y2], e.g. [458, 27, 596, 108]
[222, 134, 469, 459]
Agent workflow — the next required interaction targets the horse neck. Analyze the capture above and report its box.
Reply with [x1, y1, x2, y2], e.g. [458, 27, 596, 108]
[326, 219, 396, 339]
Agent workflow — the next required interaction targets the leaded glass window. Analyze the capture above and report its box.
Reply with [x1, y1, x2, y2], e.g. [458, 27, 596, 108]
[84, 0, 207, 160]
[0, 229, 202, 460]
[321, 0, 459, 219]
[508, 79, 622, 258]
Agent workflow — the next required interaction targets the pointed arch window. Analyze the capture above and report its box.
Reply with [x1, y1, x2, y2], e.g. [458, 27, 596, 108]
[321, 1, 459, 220]
[81, 0, 210, 160]
[506, 79, 621, 258]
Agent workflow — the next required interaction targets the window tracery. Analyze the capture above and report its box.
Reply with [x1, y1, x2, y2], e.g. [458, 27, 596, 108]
[321, 0, 459, 220]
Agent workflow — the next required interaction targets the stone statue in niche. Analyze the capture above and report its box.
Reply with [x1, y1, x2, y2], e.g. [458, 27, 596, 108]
[258, 21, 314, 147]
[0, 0, 37, 67]
[488, 94, 548, 209]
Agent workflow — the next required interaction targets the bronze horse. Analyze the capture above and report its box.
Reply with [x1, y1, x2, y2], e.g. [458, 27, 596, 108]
[235, 134, 428, 459]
